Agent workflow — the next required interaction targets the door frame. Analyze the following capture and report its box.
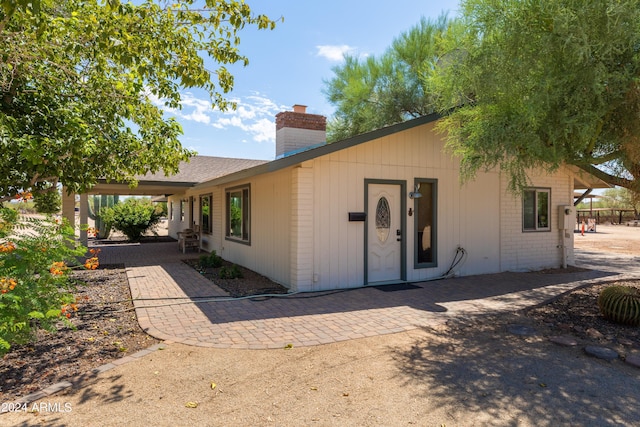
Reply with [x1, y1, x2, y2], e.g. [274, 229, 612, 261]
[364, 179, 407, 285]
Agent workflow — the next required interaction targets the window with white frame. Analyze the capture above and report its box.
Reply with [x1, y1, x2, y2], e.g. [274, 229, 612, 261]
[523, 188, 550, 231]
[226, 185, 250, 243]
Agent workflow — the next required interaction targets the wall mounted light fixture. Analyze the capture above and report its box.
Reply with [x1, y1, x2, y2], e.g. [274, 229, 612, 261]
[409, 184, 422, 199]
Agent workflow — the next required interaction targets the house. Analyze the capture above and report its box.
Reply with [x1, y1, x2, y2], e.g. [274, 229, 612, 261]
[74, 105, 609, 292]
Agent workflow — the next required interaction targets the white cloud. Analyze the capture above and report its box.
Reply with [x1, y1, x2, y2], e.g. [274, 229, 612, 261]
[179, 94, 212, 124]
[316, 44, 356, 62]
[211, 93, 286, 143]
[248, 118, 276, 143]
[148, 89, 285, 144]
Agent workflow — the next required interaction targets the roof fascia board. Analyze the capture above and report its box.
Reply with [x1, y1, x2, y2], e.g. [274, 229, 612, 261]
[95, 179, 198, 188]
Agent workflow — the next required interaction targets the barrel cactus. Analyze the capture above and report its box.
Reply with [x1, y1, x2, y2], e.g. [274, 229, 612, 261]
[597, 285, 640, 326]
[87, 195, 119, 239]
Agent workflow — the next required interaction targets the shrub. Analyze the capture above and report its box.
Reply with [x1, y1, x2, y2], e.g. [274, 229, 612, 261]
[101, 198, 162, 242]
[199, 251, 223, 268]
[219, 264, 243, 280]
[0, 207, 94, 355]
[598, 285, 640, 326]
[33, 187, 61, 214]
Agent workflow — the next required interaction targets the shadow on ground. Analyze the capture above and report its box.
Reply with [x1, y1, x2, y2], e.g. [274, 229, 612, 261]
[391, 313, 640, 426]
[168, 267, 614, 324]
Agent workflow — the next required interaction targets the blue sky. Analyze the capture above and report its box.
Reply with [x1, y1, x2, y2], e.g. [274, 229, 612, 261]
[158, 1, 461, 161]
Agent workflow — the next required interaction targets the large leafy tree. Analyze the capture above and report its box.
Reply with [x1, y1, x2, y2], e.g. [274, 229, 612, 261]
[432, 0, 640, 192]
[323, 15, 454, 142]
[0, 0, 277, 202]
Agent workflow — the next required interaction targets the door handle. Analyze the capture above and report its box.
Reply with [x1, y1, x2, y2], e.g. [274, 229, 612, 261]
[396, 229, 402, 241]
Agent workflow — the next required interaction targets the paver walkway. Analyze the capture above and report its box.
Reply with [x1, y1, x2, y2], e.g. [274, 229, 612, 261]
[95, 241, 636, 349]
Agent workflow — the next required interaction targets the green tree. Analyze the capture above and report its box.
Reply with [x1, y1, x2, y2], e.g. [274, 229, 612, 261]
[323, 15, 454, 141]
[33, 184, 61, 214]
[0, 0, 278, 201]
[101, 198, 162, 242]
[601, 188, 640, 216]
[431, 0, 640, 192]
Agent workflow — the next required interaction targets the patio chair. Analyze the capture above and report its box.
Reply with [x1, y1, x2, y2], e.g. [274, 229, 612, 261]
[178, 227, 200, 253]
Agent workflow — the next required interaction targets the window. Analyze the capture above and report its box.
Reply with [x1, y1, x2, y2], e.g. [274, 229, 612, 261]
[375, 196, 391, 242]
[414, 179, 437, 268]
[523, 188, 550, 231]
[226, 185, 250, 243]
[180, 200, 185, 222]
[200, 194, 212, 234]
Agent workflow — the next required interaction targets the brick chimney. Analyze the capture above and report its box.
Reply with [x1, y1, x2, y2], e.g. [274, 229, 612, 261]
[275, 104, 327, 158]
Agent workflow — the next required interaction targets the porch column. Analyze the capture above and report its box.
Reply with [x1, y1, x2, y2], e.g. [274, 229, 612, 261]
[79, 193, 88, 246]
[61, 187, 76, 236]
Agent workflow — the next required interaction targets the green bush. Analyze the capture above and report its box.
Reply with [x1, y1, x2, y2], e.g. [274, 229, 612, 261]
[199, 251, 223, 268]
[0, 208, 89, 355]
[33, 187, 61, 214]
[219, 264, 243, 279]
[100, 198, 162, 242]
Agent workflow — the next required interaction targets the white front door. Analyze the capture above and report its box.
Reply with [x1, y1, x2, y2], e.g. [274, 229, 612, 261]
[367, 183, 402, 283]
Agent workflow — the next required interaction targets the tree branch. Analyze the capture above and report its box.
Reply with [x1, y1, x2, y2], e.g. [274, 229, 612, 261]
[575, 163, 634, 189]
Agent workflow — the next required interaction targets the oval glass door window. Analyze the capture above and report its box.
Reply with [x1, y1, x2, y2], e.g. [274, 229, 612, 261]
[375, 197, 391, 242]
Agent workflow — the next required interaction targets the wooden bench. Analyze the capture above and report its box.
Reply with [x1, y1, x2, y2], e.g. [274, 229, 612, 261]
[177, 228, 200, 253]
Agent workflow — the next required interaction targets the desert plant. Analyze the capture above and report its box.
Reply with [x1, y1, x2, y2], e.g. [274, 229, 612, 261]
[100, 199, 161, 242]
[597, 285, 640, 326]
[88, 195, 119, 239]
[199, 251, 223, 268]
[0, 207, 96, 355]
[219, 264, 243, 280]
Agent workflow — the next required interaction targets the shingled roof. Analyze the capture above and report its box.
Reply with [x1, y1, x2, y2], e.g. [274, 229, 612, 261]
[138, 156, 268, 184]
[91, 155, 267, 195]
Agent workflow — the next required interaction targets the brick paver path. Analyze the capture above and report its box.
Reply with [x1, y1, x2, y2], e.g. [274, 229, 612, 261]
[95, 241, 632, 349]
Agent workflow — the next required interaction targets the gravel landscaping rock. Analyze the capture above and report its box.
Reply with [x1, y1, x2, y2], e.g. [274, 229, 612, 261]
[584, 345, 619, 361]
[549, 335, 578, 346]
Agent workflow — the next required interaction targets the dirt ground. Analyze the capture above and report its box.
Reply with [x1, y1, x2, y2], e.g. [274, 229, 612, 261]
[2, 225, 640, 427]
[573, 223, 640, 255]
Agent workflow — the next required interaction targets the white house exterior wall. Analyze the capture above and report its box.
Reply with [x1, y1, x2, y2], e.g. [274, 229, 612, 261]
[299, 122, 506, 291]
[167, 119, 576, 292]
[498, 169, 575, 271]
[296, 122, 573, 291]
[182, 168, 294, 287]
[167, 195, 191, 238]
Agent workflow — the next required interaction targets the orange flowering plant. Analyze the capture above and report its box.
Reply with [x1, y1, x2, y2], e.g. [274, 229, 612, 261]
[0, 206, 96, 355]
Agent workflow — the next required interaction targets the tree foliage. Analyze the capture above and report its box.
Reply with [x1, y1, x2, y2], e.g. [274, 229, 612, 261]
[33, 185, 61, 214]
[323, 15, 453, 142]
[594, 188, 640, 215]
[0, 0, 278, 201]
[432, 0, 640, 192]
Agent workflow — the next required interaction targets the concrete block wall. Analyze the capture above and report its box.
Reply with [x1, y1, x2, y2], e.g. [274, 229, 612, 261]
[499, 170, 573, 271]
